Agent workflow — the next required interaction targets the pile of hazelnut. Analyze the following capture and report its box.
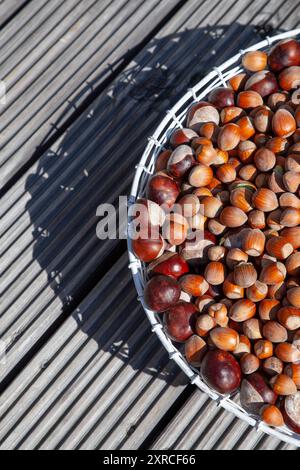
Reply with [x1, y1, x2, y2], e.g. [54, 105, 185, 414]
[130, 39, 300, 433]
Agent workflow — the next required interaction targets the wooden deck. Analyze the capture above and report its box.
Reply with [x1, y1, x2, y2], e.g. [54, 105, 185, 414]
[1, 0, 299, 450]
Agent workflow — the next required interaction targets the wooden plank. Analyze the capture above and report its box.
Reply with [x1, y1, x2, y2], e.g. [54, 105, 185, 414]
[0, 0, 27, 27]
[0, 254, 187, 450]
[1, 0, 296, 385]
[0, 0, 185, 188]
[151, 390, 298, 450]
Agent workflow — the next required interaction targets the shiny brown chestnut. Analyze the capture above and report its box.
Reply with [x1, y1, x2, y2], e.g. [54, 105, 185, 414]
[279, 66, 300, 91]
[269, 39, 300, 72]
[240, 372, 277, 414]
[185, 335, 207, 367]
[144, 275, 181, 312]
[201, 349, 242, 394]
[148, 252, 189, 279]
[282, 392, 300, 434]
[147, 174, 180, 208]
[132, 234, 165, 263]
[242, 51, 267, 72]
[180, 274, 209, 297]
[164, 301, 198, 342]
[167, 145, 195, 178]
[208, 87, 235, 109]
[261, 405, 284, 428]
[187, 101, 220, 131]
[170, 128, 198, 148]
[245, 71, 278, 97]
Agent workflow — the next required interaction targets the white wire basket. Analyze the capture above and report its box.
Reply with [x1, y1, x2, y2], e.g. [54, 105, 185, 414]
[128, 29, 300, 448]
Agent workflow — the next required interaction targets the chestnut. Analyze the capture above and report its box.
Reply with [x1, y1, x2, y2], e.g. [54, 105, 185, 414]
[285, 251, 300, 277]
[254, 339, 273, 360]
[204, 261, 225, 286]
[233, 335, 251, 357]
[269, 39, 300, 72]
[277, 307, 300, 331]
[263, 356, 283, 377]
[285, 364, 300, 390]
[233, 262, 257, 288]
[279, 66, 300, 91]
[245, 71, 278, 97]
[266, 236, 293, 260]
[217, 123, 241, 151]
[240, 372, 277, 414]
[219, 206, 248, 228]
[252, 188, 279, 212]
[240, 353, 260, 375]
[220, 106, 245, 123]
[282, 392, 300, 434]
[253, 107, 273, 133]
[261, 405, 284, 428]
[132, 235, 164, 263]
[228, 73, 248, 92]
[147, 175, 180, 208]
[254, 147, 276, 172]
[167, 145, 195, 178]
[170, 128, 198, 148]
[188, 164, 213, 188]
[201, 349, 242, 394]
[200, 196, 223, 218]
[163, 301, 197, 342]
[195, 314, 216, 337]
[210, 327, 239, 352]
[185, 335, 207, 366]
[242, 51, 267, 72]
[187, 101, 220, 131]
[237, 90, 263, 109]
[144, 275, 181, 312]
[195, 144, 217, 165]
[286, 286, 300, 308]
[229, 299, 256, 322]
[258, 299, 280, 322]
[271, 374, 297, 396]
[262, 321, 288, 344]
[180, 274, 209, 297]
[248, 210, 266, 229]
[147, 252, 189, 279]
[208, 87, 235, 109]
[226, 248, 248, 270]
[242, 228, 265, 257]
[223, 273, 244, 300]
[272, 109, 296, 138]
[246, 281, 268, 303]
[243, 318, 262, 340]
[177, 193, 200, 218]
[155, 150, 172, 172]
[275, 342, 300, 363]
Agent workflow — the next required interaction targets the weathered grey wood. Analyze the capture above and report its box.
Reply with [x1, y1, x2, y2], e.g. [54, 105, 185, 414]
[1, 0, 298, 388]
[0, 0, 185, 187]
[0, 254, 187, 450]
[0, 0, 27, 27]
[151, 390, 298, 450]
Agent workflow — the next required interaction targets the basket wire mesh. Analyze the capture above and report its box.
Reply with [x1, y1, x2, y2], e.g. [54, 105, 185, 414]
[128, 29, 300, 447]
